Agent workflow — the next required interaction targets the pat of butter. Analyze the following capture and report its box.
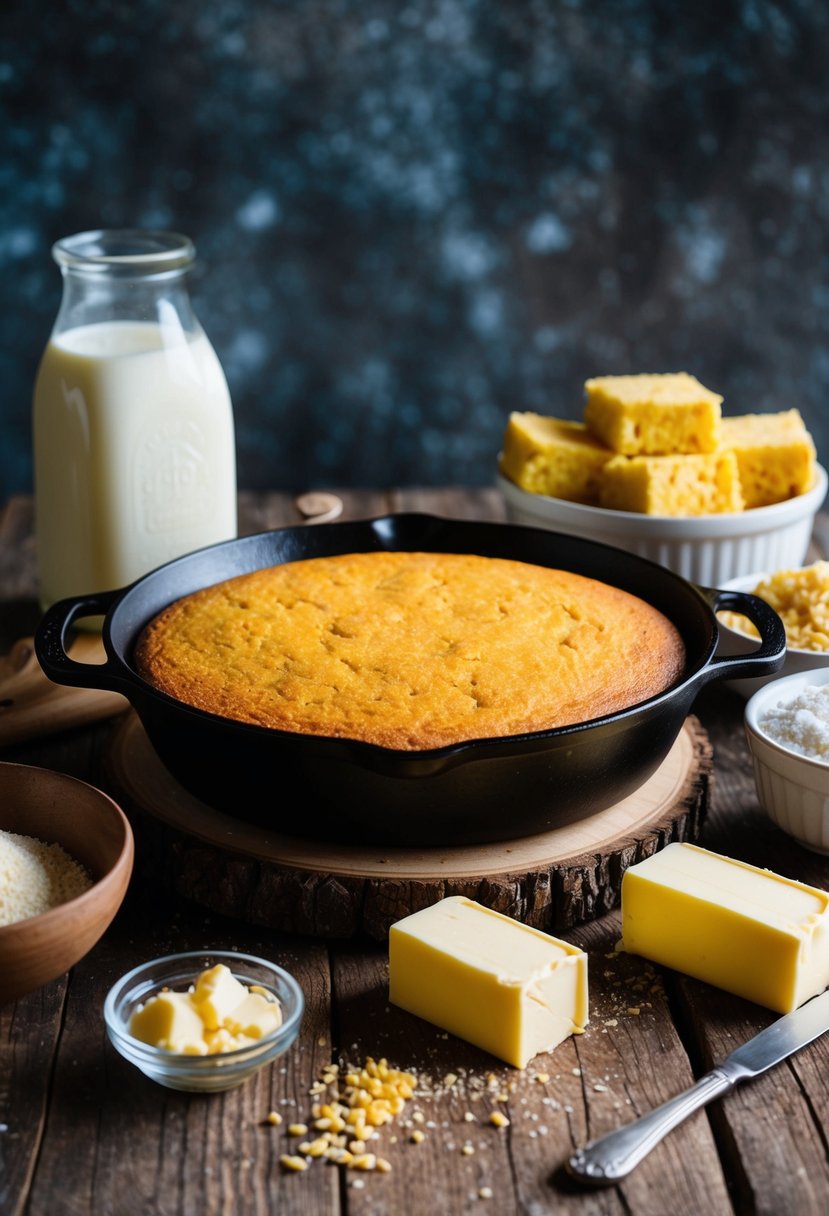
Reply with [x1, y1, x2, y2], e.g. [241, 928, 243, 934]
[190, 963, 249, 1031]
[128, 990, 209, 1055]
[222, 991, 282, 1038]
[128, 964, 282, 1055]
[388, 896, 588, 1069]
[621, 842, 829, 1013]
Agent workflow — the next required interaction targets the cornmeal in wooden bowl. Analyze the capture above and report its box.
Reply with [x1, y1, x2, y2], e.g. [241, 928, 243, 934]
[134, 551, 686, 751]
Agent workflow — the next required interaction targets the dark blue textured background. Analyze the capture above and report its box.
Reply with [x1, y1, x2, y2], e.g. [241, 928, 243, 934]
[3, 0, 829, 495]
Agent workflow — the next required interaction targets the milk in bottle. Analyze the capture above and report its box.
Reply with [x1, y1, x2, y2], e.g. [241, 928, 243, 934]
[32, 230, 237, 611]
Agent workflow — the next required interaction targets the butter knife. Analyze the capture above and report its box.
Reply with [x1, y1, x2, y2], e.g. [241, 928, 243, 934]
[567, 987, 829, 1186]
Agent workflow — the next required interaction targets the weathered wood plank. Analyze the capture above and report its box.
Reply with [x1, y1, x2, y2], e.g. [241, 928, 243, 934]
[0, 496, 37, 593]
[671, 977, 829, 1216]
[671, 668, 829, 1215]
[24, 893, 338, 1216]
[389, 485, 506, 521]
[328, 924, 733, 1216]
[237, 488, 394, 536]
[331, 946, 526, 1216]
[0, 980, 68, 1216]
[551, 917, 733, 1215]
[0, 495, 40, 645]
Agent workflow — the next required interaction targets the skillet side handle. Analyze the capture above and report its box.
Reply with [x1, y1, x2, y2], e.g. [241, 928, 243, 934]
[698, 588, 787, 685]
[34, 589, 129, 692]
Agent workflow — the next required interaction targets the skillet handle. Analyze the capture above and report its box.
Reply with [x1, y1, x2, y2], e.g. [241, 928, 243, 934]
[34, 589, 131, 693]
[699, 587, 786, 684]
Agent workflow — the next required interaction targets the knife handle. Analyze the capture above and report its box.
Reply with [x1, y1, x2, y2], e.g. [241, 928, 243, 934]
[566, 1067, 733, 1186]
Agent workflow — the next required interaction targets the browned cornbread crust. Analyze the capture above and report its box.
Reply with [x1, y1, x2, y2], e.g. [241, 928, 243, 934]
[134, 552, 686, 750]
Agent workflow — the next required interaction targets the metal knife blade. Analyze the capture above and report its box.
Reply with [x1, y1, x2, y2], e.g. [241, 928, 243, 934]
[567, 987, 829, 1186]
[721, 987, 829, 1079]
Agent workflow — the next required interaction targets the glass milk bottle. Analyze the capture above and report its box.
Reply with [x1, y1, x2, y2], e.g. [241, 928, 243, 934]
[32, 229, 237, 611]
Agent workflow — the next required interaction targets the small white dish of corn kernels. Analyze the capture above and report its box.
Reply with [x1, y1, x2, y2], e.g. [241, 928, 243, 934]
[716, 562, 829, 698]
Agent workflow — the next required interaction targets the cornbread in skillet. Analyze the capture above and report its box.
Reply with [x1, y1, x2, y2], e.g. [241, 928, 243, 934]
[133, 551, 686, 751]
[584, 373, 723, 456]
[499, 413, 613, 503]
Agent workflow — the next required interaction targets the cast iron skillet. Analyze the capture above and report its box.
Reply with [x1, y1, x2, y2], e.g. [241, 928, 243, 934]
[35, 514, 785, 846]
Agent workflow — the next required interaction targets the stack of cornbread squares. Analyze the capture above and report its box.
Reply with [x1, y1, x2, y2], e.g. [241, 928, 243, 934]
[500, 372, 817, 517]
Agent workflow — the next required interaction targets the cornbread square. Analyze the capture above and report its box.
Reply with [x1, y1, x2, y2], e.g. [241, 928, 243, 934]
[720, 410, 817, 508]
[598, 451, 744, 516]
[584, 373, 723, 455]
[499, 412, 612, 502]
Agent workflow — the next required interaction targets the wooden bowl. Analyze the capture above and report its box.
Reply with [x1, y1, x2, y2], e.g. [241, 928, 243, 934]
[0, 762, 134, 1003]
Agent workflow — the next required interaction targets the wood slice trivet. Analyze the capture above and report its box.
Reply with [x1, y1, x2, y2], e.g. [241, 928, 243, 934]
[106, 712, 713, 941]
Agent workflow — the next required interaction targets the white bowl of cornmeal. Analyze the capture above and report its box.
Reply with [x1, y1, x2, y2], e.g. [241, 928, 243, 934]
[745, 668, 829, 854]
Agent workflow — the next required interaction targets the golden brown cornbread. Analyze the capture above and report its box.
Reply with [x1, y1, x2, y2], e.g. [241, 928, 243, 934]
[584, 373, 723, 455]
[720, 410, 816, 508]
[499, 413, 613, 503]
[134, 551, 686, 750]
[598, 451, 745, 516]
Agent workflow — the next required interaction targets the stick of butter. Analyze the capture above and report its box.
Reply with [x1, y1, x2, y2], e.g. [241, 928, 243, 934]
[621, 842, 829, 1013]
[388, 896, 588, 1068]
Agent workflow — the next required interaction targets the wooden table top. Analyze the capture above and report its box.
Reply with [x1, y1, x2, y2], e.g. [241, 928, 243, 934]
[2, 488, 829, 1216]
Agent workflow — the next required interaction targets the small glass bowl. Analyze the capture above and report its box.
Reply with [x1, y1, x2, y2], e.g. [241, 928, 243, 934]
[103, 950, 304, 1092]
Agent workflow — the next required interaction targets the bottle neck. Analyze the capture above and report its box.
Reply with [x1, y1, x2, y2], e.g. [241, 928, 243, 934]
[52, 266, 201, 340]
[49, 229, 201, 343]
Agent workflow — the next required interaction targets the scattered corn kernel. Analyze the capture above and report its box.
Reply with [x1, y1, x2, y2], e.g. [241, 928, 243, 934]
[279, 1055, 418, 1177]
[479, 1186, 494, 1199]
[266, 1110, 283, 1126]
[462, 1144, 475, 1156]
[280, 1155, 309, 1172]
[326, 1148, 354, 1165]
[351, 1153, 377, 1171]
[410, 1130, 425, 1144]
[310, 1138, 332, 1158]
[489, 1112, 510, 1129]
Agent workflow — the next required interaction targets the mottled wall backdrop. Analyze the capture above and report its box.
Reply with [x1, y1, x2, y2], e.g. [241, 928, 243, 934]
[3, 0, 829, 496]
